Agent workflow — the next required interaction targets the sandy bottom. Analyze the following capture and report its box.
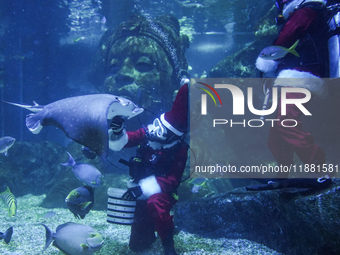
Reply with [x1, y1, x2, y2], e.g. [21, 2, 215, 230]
[0, 194, 281, 255]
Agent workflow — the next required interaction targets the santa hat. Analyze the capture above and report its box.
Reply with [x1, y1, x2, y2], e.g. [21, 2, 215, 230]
[160, 83, 188, 136]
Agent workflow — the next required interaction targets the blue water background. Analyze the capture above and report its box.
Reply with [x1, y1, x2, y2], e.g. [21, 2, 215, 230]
[0, 0, 277, 146]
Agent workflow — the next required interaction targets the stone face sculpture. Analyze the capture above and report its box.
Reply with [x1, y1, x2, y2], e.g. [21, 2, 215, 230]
[89, 15, 189, 113]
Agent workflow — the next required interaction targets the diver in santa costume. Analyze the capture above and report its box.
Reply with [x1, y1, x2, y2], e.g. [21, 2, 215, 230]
[109, 83, 189, 255]
[249, 0, 340, 190]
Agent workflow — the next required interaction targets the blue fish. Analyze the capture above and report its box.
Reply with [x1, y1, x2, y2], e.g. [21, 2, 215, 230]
[189, 178, 207, 194]
[37, 211, 57, 219]
[61, 152, 103, 187]
[41, 222, 104, 255]
[0, 136, 16, 156]
[65, 186, 94, 219]
[0, 94, 143, 159]
[0, 226, 13, 244]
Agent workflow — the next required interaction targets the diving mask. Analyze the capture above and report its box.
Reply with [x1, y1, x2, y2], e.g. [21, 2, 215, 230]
[149, 118, 167, 141]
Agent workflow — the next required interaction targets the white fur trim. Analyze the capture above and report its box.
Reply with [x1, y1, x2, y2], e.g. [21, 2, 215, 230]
[274, 69, 327, 98]
[160, 113, 184, 136]
[108, 129, 128, 151]
[148, 139, 180, 150]
[138, 175, 162, 198]
[148, 140, 162, 150]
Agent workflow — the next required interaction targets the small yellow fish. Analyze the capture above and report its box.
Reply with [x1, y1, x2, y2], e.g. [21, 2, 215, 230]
[0, 187, 17, 217]
[259, 39, 300, 60]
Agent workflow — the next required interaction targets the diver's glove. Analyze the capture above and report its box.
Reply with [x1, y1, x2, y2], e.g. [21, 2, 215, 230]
[110, 116, 124, 135]
[122, 186, 143, 201]
[81, 146, 97, 159]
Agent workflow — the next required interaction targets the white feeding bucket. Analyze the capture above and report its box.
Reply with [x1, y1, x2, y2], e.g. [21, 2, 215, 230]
[107, 187, 136, 225]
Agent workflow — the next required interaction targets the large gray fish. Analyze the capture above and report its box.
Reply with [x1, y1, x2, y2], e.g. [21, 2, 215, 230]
[41, 222, 104, 255]
[61, 152, 103, 187]
[0, 136, 16, 156]
[0, 226, 13, 244]
[0, 186, 17, 216]
[0, 94, 143, 159]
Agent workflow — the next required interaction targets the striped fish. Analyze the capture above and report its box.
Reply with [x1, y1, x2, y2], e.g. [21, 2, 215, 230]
[0, 187, 17, 216]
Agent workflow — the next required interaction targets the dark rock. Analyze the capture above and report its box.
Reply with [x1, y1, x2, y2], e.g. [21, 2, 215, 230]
[0, 141, 65, 197]
[174, 180, 340, 255]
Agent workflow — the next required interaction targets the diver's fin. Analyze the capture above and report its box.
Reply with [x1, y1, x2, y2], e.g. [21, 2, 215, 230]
[246, 178, 333, 191]
[246, 182, 278, 191]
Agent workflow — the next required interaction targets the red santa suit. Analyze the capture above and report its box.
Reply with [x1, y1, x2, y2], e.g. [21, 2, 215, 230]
[109, 83, 189, 254]
[265, 1, 329, 168]
[124, 127, 188, 250]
